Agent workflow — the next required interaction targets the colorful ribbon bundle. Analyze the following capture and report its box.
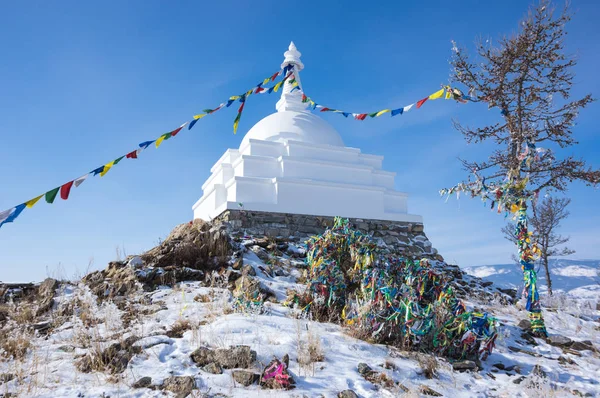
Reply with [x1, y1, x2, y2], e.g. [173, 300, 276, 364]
[286, 217, 497, 361]
[300, 85, 469, 121]
[440, 140, 548, 336]
[0, 67, 295, 230]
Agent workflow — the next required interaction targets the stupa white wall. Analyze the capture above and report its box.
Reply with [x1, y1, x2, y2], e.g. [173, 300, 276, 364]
[192, 42, 423, 224]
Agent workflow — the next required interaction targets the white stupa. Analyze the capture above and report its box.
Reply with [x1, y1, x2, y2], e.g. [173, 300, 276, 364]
[193, 42, 422, 223]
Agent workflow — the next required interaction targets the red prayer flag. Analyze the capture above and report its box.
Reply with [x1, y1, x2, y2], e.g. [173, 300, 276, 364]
[238, 102, 245, 113]
[170, 127, 183, 137]
[60, 181, 74, 200]
[270, 72, 279, 81]
[126, 150, 138, 159]
[255, 87, 265, 94]
[320, 107, 330, 112]
[416, 97, 428, 109]
[356, 113, 368, 120]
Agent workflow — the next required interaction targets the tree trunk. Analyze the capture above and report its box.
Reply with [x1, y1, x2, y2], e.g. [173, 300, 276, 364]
[516, 202, 547, 337]
[543, 254, 553, 296]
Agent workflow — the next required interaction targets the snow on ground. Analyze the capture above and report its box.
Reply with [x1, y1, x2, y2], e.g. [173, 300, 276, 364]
[1, 251, 599, 397]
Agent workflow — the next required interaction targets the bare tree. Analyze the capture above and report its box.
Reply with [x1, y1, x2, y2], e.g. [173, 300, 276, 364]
[502, 196, 574, 295]
[442, 1, 599, 336]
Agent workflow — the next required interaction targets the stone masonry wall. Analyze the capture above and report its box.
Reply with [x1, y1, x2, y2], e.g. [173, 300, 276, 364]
[214, 210, 443, 261]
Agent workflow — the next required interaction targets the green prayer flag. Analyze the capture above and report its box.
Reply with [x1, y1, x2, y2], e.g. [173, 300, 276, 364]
[113, 156, 125, 165]
[45, 187, 60, 204]
[369, 112, 378, 118]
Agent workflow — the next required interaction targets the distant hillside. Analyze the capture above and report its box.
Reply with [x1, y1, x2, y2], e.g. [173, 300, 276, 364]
[463, 259, 600, 301]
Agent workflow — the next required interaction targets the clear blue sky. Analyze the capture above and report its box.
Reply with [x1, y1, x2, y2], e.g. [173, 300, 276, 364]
[1, 1, 599, 282]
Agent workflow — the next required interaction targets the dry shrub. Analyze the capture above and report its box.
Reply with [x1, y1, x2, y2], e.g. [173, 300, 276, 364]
[167, 319, 192, 338]
[1, 330, 31, 360]
[297, 322, 325, 376]
[417, 354, 439, 379]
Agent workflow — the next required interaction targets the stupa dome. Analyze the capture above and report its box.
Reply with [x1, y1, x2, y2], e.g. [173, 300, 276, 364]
[240, 110, 345, 148]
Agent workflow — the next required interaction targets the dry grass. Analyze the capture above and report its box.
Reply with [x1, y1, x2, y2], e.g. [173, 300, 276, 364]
[417, 354, 439, 379]
[167, 319, 192, 338]
[296, 321, 325, 376]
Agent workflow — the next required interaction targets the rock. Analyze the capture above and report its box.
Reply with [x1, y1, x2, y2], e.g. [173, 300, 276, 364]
[492, 363, 506, 370]
[558, 356, 577, 366]
[518, 319, 532, 331]
[547, 334, 572, 347]
[513, 376, 526, 384]
[357, 363, 372, 376]
[570, 341, 594, 352]
[242, 264, 256, 276]
[190, 345, 256, 369]
[132, 376, 152, 388]
[482, 281, 493, 287]
[420, 385, 442, 396]
[57, 345, 75, 352]
[38, 278, 58, 298]
[508, 346, 541, 357]
[531, 365, 547, 378]
[520, 332, 538, 345]
[162, 376, 195, 398]
[452, 360, 478, 372]
[338, 390, 359, 398]
[202, 362, 222, 374]
[232, 258, 243, 271]
[232, 370, 258, 386]
[0, 373, 14, 383]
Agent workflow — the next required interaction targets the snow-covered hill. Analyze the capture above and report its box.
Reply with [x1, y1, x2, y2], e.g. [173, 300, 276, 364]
[1, 224, 599, 398]
[463, 259, 600, 303]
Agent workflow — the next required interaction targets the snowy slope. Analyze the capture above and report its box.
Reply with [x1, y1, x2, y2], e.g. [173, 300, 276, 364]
[1, 252, 599, 397]
[463, 259, 600, 300]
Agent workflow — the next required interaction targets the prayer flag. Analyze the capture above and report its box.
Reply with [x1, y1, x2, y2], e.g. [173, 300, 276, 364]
[416, 97, 428, 108]
[193, 113, 207, 120]
[355, 114, 368, 120]
[60, 181, 74, 200]
[273, 82, 283, 92]
[404, 104, 414, 112]
[270, 71, 279, 81]
[100, 160, 115, 177]
[263, 77, 271, 85]
[255, 87, 265, 94]
[391, 108, 403, 116]
[320, 107, 330, 112]
[188, 118, 199, 130]
[45, 187, 60, 203]
[445, 89, 452, 100]
[92, 166, 105, 176]
[126, 150, 138, 159]
[376, 109, 391, 117]
[155, 133, 171, 148]
[233, 113, 241, 134]
[170, 125, 184, 137]
[368, 112, 378, 118]
[139, 140, 154, 149]
[25, 194, 44, 208]
[113, 156, 124, 165]
[0, 208, 13, 225]
[342, 112, 350, 118]
[0, 203, 25, 227]
[74, 174, 89, 187]
[428, 88, 445, 100]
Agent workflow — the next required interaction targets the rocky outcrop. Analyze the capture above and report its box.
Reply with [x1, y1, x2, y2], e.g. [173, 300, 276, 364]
[216, 210, 440, 260]
[190, 345, 257, 369]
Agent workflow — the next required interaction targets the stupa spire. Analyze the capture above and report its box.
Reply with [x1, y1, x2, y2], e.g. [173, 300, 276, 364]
[276, 41, 308, 113]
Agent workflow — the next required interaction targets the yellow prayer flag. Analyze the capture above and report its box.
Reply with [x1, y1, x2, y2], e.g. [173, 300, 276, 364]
[233, 119, 240, 134]
[445, 89, 452, 99]
[100, 160, 115, 177]
[193, 113, 207, 120]
[510, 204, 519, 213]
[25, 194, 44, 208]
[155, 135, 167, 148]
[262, 77, 270, 85]
[429, 88, 445, 100]
[375, 109, 391, 117]
[246, 89, 253, 97]
[273, 81, 283, 93]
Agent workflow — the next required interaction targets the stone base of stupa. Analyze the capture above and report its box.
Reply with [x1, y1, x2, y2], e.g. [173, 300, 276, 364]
[214, 209, 441, 260]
